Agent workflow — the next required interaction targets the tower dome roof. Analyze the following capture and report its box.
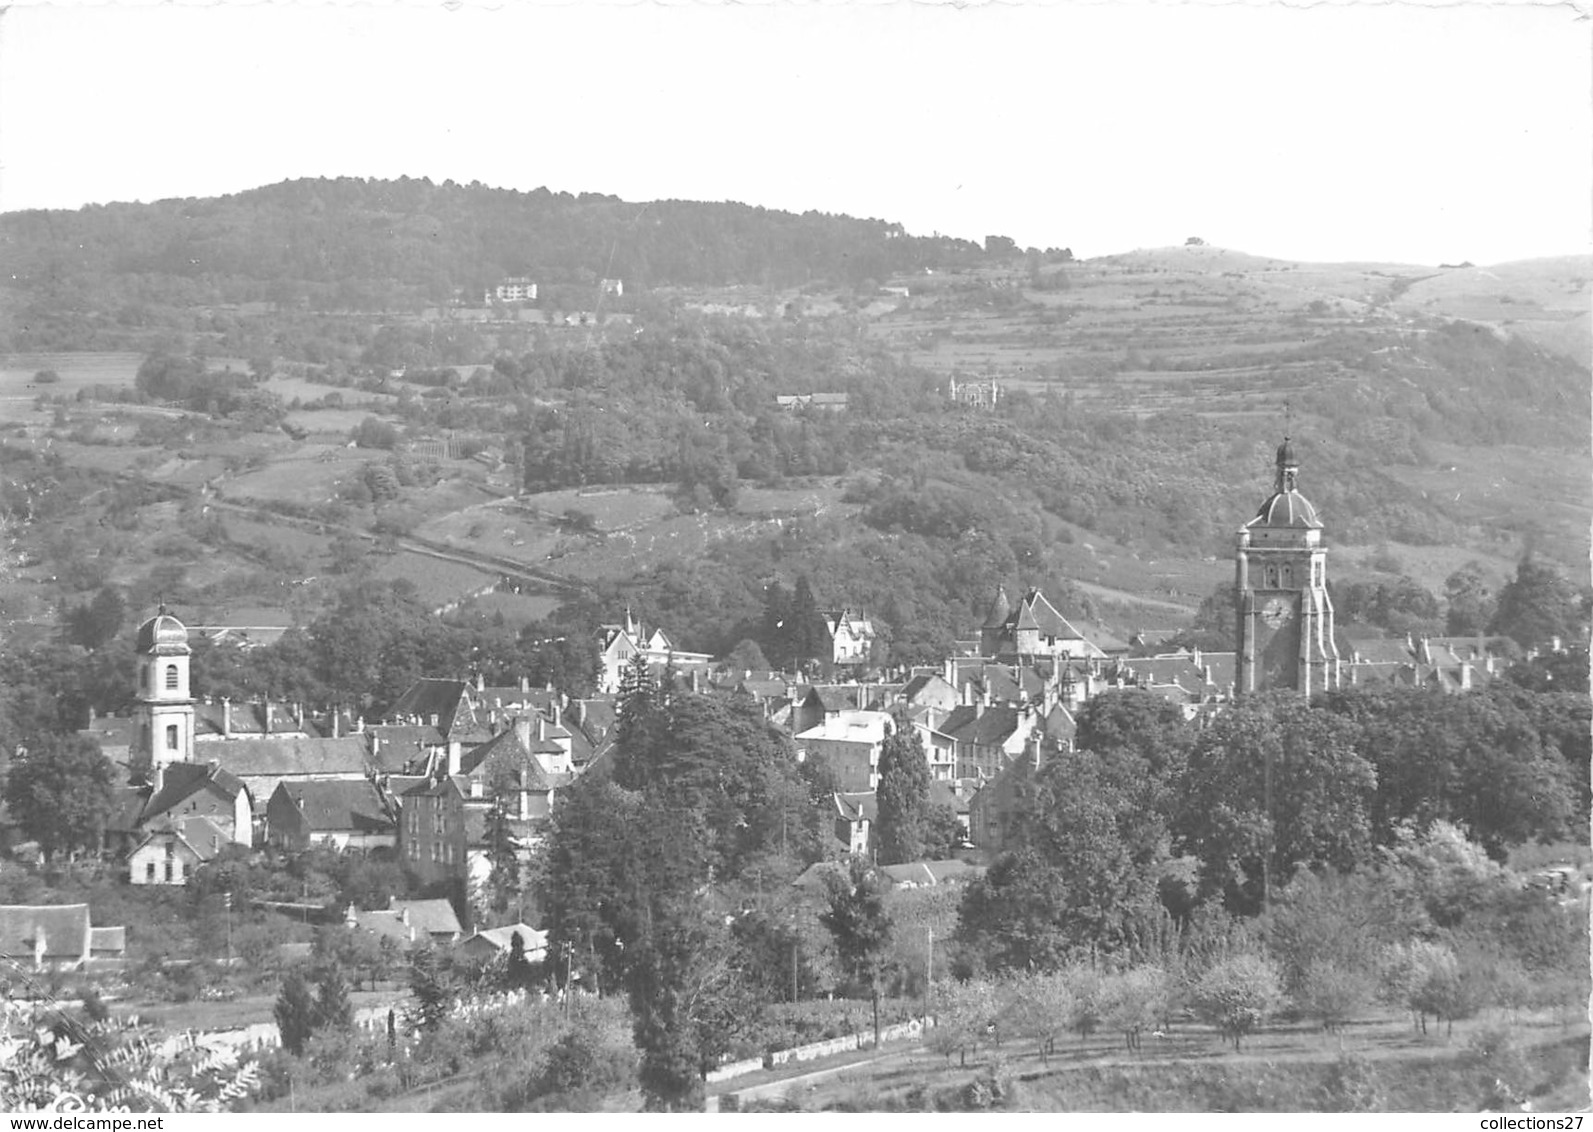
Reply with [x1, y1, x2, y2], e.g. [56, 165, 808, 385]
[1276, 436, 1297, 466]
[1247, 490, 1322, 530]
[135, 610, 190, 654]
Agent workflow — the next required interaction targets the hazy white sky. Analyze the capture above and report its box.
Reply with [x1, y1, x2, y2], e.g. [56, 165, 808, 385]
[1, 0, 1587, 265]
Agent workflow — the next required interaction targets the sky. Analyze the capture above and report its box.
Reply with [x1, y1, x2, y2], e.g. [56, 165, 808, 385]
[1, 0, 1588, 266]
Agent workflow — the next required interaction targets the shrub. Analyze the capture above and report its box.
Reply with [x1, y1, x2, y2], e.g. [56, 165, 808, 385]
[1320, 1052, 1383, 1112]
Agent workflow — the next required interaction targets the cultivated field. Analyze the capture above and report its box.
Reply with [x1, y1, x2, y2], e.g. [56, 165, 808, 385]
[370, 550, 498, 610]
[0, 351, 147, 404]
[222, 445, 363, 504]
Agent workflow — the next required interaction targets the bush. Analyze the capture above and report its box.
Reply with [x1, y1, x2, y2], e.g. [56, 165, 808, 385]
[961, 1057, 1020, 1110]
[1320, 1052, 1383, 1112]
[33, 369, 60, 384]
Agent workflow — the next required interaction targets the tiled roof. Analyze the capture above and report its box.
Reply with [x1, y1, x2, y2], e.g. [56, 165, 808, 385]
[211, 736, 370, 778]
[387, 679, 482, 738]
[458, 730, 551, 789]
[194, 700, 318, 739]
[366, 724, 445, 749]
[274, 780, 393, 834]
[833, 791, 878, 823]
[143, 762, 247, 822]
[89, 926, 126, 954]
[940, 705, 1026, 747]
[0, 904, 91, 962]
[391, 899, 462, 937]
[462, 923, 547, 957]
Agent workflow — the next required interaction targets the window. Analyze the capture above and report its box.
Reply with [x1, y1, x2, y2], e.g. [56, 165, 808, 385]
[408, 840, 418, 860]
[163, 861, 173, 883]
[166, 724, 179, 750]
[145, 862, 156, 883]
[165, 664, 179, 691]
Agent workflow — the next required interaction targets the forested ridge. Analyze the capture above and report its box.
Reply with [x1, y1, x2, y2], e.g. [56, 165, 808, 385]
[0, 176, 987, 341]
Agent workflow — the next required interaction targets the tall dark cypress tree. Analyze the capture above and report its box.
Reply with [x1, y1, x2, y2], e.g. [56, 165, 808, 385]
[762, 580, 793, 667]
[875, 724, 932, 865]
[789, 575, 827, 668]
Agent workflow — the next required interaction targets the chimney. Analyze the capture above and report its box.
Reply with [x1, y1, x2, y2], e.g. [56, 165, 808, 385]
[294, 702, 304, 730]
[537, 717, 547, 743]
[1203, 665, 1214, 687]
[372, 735, 382, 759]
[1192, 646, 1202, 668]
[475, 671, 485, 693]
[88, 705, 96, 727]
[1485, 655, 1496, 675]
[221, 697, 231, 738]
[520, 675, 530, 694]
[263, 700, 272, 735]
[333, 711, 342, 738]
[552, 701, 561, 728]
[982, 684, 992, 709]
[944, 656, 954, 685]
[514, 716, 532, 750]
[1419, 638, 1432, 667]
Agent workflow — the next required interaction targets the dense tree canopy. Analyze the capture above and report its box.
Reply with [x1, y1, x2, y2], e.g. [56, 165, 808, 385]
[3, 733, 119, 861]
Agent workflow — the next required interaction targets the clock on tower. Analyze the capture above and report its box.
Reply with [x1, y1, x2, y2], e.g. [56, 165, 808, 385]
[1235, 437, 1340, 696]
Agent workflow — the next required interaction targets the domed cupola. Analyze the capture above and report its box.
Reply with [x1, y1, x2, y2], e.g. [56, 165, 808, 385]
[1246, 436, 1322, 531]
[135, 606, 191, 655]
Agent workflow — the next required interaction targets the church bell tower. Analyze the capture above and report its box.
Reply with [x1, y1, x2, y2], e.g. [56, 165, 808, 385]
[1235, 438, 1340, 696]
[131, 606, 196, 774]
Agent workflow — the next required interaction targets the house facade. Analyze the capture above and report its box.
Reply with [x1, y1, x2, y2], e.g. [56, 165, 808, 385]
[794, 710, 894, 791]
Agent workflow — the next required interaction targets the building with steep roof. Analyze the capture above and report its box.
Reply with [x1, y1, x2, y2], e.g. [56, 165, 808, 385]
[979, 586, 1106, 663]
[345, 899, 462, 948]
[205, 736, 373, 820]
[456, 923, 547, 965]
[820, 609, 877, 668]
[1235, 437, 1340, 695]
[595, 609, 714, 694]
[139, 760, 253, 848]
[266, 780, 396, 851]
[386, 678, 491, 745]
[831, 791, 877, 855]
